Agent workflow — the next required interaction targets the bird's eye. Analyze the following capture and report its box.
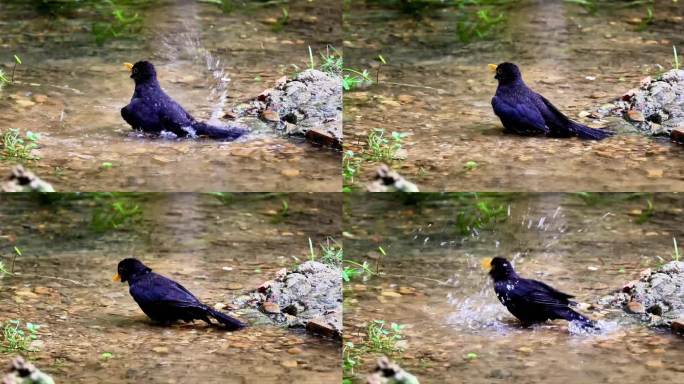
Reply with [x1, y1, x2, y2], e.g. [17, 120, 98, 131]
[497, 69, 502, 75]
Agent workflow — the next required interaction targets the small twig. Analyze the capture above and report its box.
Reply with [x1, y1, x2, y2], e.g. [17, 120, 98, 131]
[14, 273, 91, 287]
[11, 55, 20, 83]
[11, 247, 20, 274]
[378, 272, 449, 285]
[375, 54, 386, 85]
[382, 81, 450, 93]
[10, 80, 83, 94]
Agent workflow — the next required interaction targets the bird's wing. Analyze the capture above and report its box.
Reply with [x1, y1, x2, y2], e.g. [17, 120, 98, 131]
[155, 92, 196, 136]
[132, 273, 201, 307]
[538, 95, 569, 119]
[491, 95, 548, 133]
[527, 279, 574, 300]
[506, 278, 573, 308]
[537, 94, 575, 127]
[121, 98, 155, 129]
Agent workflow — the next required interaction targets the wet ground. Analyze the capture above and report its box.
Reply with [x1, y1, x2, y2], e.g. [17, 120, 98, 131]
[0, 193, 342, 383]
[345, 0, 684, 191]
[344, 193, 684, 383]
[0, 0, 341, 191]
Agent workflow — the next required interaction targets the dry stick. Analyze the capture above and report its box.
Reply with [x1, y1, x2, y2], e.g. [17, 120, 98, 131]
[382, 81, 450, 94]
[11, 80, 83, 94]
[14, 274, 90, 287]
[10, 248, 19, 274]
[378, 273, 449, 285]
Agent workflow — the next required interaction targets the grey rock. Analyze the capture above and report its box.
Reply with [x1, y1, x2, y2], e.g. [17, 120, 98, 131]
[593, 69, 684, 137]
[599, 261, 684, 332]
[231, 69, 342, 149]
[232, 261, 342, 338]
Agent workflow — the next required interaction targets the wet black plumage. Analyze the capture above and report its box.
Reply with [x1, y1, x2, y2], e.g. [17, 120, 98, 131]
[121, 61, 247, 140]
[491, 62, 613, 140]
[114, 258, 246, 330]
[487, 257, 595, 328]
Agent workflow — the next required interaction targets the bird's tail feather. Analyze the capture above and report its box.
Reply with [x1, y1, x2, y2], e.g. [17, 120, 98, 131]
[191, 121, 247, 141]
[205, 306, 246, 330]
[557, 308, 596, 329]
[570, 122, 614, 140]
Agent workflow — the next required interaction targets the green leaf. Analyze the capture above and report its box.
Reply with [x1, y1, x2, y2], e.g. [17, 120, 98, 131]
[14, 55, 21, 65]
[464, 160, 479, 170]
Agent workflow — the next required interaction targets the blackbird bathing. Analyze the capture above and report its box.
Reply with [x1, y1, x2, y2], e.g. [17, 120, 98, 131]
[113, 258, 246, 330]
[490, 62, 613, 140]
[485, 257, 595, 329]
[121, 61, 247, 140]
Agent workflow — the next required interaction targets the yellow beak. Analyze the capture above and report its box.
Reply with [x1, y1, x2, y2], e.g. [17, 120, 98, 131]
[124, 62, 134, 73]
[112, 273, 121, 282]
[480, 258, 493, 270]
[488, 64, 498, 73]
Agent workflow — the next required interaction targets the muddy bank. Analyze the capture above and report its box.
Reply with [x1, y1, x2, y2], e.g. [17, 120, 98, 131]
[593, 69, 684, 141]
[599, 261, 684, 333]
[234, 261, 342, 339]
[230, 69, 342, 149]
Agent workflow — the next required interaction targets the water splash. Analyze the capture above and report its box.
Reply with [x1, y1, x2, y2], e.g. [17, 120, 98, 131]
[154, 2, 232, 124]
[568, 319, 620, 336]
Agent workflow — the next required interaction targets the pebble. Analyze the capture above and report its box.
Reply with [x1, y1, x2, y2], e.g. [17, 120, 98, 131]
[627, 110, 645, 122]
[398, 286, 416, 295]
[287, 347, 303, 355]
[281, 169, 300, 177]
[34, 286, 51, 295]
[261, 109, 280, 122]
[646, 169, 663, 178]
[15, 98, 36, 108]
[517, 347, 533, 354]
[152, 347, 169, 354]
[627, 300, 645, 314]
[32, 94, 48, 103]
[281, 360, 298, 368]
[262, 301, 280, 314]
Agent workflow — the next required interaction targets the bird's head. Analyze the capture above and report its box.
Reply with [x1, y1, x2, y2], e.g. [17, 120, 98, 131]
[488, 62, 522, 84]
[124, 61, 157, 83]
[482, 256, 517, 281]
[113, 258, 151, 283]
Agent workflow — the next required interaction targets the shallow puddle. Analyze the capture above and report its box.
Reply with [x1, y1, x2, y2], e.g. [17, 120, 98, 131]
[344, 193, 684, 382]
[0, 193, 342, 383]
[0, 0, 341, 191]
[345, 1, 684, 191]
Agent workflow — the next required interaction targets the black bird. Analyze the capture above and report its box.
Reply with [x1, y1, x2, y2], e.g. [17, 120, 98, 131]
[121, 61, 247, 140]
[484, 257, 595, 329]
[113, 258, 246, 330]
[490, 62, 613, 140]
